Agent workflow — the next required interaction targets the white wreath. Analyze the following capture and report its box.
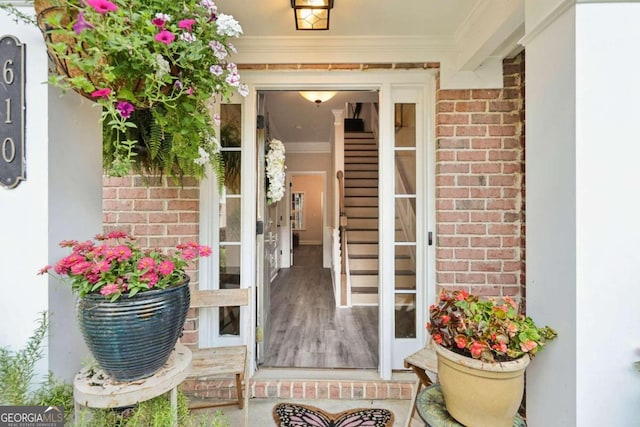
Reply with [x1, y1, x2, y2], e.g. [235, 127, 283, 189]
[266, 139, 286, 204]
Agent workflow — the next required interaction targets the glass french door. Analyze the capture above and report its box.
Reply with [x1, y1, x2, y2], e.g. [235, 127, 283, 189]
[386, 87, 428, 370]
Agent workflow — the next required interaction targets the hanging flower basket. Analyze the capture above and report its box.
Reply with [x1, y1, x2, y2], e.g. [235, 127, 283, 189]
[27, 0, 248, 182]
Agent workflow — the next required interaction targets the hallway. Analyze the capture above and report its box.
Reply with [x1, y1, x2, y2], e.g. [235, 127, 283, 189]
[263, 245, 378, 368]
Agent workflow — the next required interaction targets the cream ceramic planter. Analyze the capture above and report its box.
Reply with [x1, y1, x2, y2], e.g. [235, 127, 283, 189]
[433, 341, 530, 427]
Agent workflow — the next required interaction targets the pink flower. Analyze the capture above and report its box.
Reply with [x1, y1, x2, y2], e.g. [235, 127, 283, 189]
[455, 336, 467, 349]
[432, 334, 442, 345]
[100, 283, 120, 296]
[107, 231, 128, 239]
[492, 341, 508, 353]
[70, 261, 92, 276]
[504, 296, 517, 309]
[441, 314, 450, 325]
[155, 30, 176, 45]
[91, 87, 111, 98]
[114, 245, 132, 261]
[86, 0, 118, 14]
[142, 272, 159, 287]
[506, 323, 518, 337]
[38, 265, 52, 275]
[59, 240, 78, 248]
[470, 341, 485, 358]
[116, 101, 134, 118]
[456, 290, 469, 301]
[181, 248, 197, 260]
[91, 260, 112, 274]
[178, 19, 196, 31]
[198, 245, 212, 257]
[137, 257, 155, 271]
[158, 260, 175, 275]
[520, 340, 538, 353]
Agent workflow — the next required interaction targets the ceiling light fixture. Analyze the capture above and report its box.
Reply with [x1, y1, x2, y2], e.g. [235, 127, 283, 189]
[291, 0, 334, 31]
[299, 91, 337, 106]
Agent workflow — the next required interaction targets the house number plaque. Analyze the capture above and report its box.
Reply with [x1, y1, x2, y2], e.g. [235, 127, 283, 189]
[0, 35, 26, 189]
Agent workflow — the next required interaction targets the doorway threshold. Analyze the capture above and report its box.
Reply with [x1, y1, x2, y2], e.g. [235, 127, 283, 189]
[247, 367, 416, 401]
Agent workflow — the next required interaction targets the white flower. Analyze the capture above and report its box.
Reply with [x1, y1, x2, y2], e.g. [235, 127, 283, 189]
[154, 53, 170, 78]
[194, 146, 210, 166]
[210, 64, 223, 76]
[179, 32, 196, 43]
[226, 71, 240, 87]
[200, 0, 217, 14]
[216, 14, 243, 38]
[155, 13, 171, 22]
[238, 83, 249, 97]
[213, 114, 221, 126]
[209, 40, 227, 60]
[265, 139, 286, 204]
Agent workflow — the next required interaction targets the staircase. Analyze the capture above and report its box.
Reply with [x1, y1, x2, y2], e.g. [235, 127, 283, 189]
[343, 131, 379, 305]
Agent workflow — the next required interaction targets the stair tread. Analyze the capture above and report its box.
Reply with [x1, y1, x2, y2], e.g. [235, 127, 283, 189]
[351, 287, 378, 294]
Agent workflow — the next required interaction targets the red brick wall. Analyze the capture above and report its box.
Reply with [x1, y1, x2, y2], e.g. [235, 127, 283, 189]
[435, 53, 525, 300]
[102, 54, 527, 338]
[103, 175, 201, 345]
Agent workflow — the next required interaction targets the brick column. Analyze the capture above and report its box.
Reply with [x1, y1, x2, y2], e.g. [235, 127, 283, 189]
[435, 54, 525, 300]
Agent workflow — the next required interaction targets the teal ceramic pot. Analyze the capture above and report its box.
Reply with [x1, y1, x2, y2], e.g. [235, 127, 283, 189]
[76, 276, 190, 381]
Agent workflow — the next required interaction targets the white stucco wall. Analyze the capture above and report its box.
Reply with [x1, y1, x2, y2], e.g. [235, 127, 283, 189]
[0, 7, 101, 383]
[0, 7, 52, 371]
[574, 3, 640, 425]
[526, 2, 640, 425]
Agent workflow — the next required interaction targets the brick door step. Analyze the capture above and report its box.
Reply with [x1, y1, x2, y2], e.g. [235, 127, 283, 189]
[183, 378, 416, 401]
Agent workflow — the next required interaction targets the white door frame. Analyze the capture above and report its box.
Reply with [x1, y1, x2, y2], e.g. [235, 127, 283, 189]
[201, 70, 436, 379]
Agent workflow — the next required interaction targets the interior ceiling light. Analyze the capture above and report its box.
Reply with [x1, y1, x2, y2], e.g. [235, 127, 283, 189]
[291, 0, 334, 31]
[299, 91, 337, 106]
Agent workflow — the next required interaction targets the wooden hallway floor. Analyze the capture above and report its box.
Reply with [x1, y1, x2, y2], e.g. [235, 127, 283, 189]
[263, 245, 379, 369]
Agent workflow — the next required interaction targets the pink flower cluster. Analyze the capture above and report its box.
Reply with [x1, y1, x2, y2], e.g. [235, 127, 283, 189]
[427, 289, 557, 363]
[40, 231, 212, 301]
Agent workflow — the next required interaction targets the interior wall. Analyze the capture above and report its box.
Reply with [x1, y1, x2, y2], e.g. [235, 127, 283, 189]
[291, 174, 324, 245]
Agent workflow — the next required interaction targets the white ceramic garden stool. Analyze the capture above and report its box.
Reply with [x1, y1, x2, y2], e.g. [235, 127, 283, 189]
[73, 343, 192, 427]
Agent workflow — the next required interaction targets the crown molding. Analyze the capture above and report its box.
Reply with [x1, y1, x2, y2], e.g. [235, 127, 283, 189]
[230, 35, 456, 64]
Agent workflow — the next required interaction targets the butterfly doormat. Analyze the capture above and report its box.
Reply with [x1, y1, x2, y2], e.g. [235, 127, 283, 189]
[273, 402, 394, 427]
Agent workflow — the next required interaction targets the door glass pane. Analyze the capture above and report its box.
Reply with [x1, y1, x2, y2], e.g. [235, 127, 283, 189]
[395, 246, 416, 290]
[218, 103, 242, 337]
[220, 197, 241, 242]
[219, 244, 241, 335]
[223, 151, 241, 194]
[394, 104, 416, 147]
[395, 150, 416, 194]
[221, 104, 242, 195]
[394, 198, 416, 242]
[395, 294, 416, 338]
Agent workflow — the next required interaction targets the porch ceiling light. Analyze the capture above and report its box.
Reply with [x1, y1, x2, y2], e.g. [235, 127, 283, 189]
[299, 91, 337, 105]
[291, 0, 334, 31]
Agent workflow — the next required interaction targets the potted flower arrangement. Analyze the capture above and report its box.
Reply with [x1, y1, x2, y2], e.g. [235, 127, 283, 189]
[39, 231, 212, 381]
[4, 0, 247, 181]
[426, 290, 557, 427]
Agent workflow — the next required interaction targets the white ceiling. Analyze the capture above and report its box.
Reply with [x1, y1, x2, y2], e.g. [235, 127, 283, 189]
[216, 0, 478, 38]
[216, 1, 521, 144]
